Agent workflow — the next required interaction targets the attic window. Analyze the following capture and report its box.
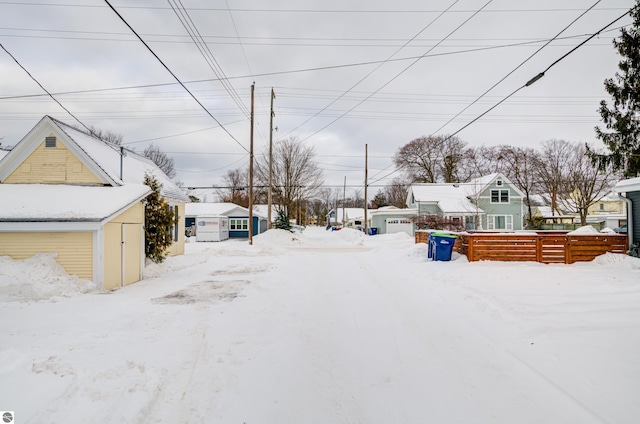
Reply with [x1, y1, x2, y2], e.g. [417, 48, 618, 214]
[45, 136, 57, 148]
[496, 179, 503, 187]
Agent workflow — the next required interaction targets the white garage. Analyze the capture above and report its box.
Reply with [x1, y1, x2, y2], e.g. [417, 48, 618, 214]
[385, 218, 414, 236]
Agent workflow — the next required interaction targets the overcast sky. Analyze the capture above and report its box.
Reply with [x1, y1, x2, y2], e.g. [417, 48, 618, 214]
[0, 0, 635, 199]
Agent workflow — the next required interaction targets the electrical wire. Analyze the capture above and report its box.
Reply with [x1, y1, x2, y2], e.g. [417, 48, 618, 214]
[103, 0, 248, 153]
[431, 0, 603, 136]
[0, 42, 93, 134]
[297, 0, 494, 144]
[277, 0, 461, 140]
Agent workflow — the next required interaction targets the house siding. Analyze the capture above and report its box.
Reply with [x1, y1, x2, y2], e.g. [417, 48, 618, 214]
[477, 182, 524, 230]
[418, 203, 442, 215]
[0, 231, 93, 279]
[4, 138, 102, 185]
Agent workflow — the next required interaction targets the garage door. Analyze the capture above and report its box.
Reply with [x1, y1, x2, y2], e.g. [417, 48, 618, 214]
[386, 218, 413, 236]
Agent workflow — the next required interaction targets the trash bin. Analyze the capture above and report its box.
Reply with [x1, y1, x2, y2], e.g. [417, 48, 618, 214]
[429, 233, 458, 261]
[367, 227, 378, 235]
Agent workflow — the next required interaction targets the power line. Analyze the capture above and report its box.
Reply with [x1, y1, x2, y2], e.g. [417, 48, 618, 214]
[368, 6, 634, 187]
[0, 2, 629, 13]
[297, 0, 495, 144]
[0, 31, 622, 102]
[167, 0, 250, 118]
[102, 0, 248, 153]
[0, 42, 93, 133]
[277, 0, 462, 140]
[431, 0, 603, 136]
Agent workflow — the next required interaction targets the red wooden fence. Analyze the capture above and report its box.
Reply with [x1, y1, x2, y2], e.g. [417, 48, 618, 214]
[415, 231, 628, 264]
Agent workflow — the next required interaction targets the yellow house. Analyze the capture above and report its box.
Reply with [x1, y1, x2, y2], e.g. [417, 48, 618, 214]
[0, 116, 189, 290]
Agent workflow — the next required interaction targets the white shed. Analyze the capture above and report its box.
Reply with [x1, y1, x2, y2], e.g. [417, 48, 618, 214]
[196, 215, 229, 242]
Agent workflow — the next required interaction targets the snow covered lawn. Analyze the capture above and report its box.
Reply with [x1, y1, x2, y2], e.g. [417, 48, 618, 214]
[1, 227, 639, 423]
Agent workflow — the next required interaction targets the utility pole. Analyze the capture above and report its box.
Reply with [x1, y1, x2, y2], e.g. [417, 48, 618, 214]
[268, 88, 275, 229]
[364, 144, 368, 233]
[342, 176, 346, 227]
[248, 83, 255, 245]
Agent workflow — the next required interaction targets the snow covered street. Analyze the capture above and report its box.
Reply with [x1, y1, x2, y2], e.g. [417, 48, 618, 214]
[1, 227, 640, 423]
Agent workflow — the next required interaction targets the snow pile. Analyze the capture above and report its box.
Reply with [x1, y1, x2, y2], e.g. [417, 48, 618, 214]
[567, 225, 600, 235]
[252, 229, 304, 247]
[331, 227, 367, 245]
[0, 254, 97, 302]
[592, 252, 640, 270]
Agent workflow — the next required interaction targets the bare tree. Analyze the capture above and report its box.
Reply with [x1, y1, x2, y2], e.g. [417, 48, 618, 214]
[535, 140, 573, 216]
[216, 168, 249, 207]
[383, 176, 410, 208]
[86, 125, 124, 145]
[393, 135, 442, 183]
[254, 137, 324, 219]
[499, 146, 540, 227]
[438, 136, 468, 183]
[143, 144, 176, 179]
[461, 145, 507, 180]
[560, 143, 617, 226]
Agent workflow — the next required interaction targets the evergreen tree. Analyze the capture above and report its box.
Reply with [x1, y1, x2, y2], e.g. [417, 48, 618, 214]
[143, 173, 175, 263]
[274, 209, 292, 232]
[591, 2, 640, 178]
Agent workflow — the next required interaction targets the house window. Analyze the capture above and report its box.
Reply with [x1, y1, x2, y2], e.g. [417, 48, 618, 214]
[230, 218, 248, 230]
[487, 215, 513, 230]
[599, 203, 604, 211]
[491, 189, 509, 203]
[45, 136, 57, 148]
[496, 179, 503, 187]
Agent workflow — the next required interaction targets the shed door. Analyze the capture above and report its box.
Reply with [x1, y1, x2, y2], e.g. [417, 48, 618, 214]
[386, 218, 413, 236]
[122, 223, 142, 286]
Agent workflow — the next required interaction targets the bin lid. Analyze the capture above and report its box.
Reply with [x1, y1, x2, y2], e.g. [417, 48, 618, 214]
[431, 232, 458, 238]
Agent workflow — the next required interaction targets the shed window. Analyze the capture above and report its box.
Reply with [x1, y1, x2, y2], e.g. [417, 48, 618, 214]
[45, 136, 57, 148]
[230, 218, 248, 230]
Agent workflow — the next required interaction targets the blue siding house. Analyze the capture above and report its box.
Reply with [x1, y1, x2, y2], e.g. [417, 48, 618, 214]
[406, 173, 526, 231]
[185, 203, 267, 238]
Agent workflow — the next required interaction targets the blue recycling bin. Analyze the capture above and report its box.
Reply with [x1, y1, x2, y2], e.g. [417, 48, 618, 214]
[367, 227, 378, 235]
[429, 233, 458, 261]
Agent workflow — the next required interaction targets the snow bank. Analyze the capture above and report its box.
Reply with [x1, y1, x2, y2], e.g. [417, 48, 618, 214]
[0, 254, 97, 302]
[567, 225, 600, 235]
[252, 229, 304, 247]
[331, 228, 367, 245]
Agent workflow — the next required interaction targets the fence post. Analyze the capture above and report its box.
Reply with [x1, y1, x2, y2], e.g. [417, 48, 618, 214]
[536, 236, 542, 262]
[564, 236, 571, 264]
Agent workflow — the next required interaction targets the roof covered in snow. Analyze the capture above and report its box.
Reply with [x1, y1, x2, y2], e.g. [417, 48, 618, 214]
[185, 202, 267, 219]
[615, 176, 640, 193]
[409, 184, 484, 214]
[0, 116, 189, 203]
[0, 183, 150, 221]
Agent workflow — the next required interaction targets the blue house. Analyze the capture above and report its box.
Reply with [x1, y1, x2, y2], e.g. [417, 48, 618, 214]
[406, 173, 526, 231]
[185, 202, 267, 238]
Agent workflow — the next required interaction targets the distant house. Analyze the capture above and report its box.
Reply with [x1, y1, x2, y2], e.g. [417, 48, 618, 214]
[614, 177, 640, 255]
[0, 116, 189, 290]
[368, 206, 418, 236]
[185, 202, 267, 238]
[326, 208, 374, 229]
[406, 173, 525, 231]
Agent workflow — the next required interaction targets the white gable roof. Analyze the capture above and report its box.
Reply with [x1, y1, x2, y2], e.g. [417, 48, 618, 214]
[410, 184, 483, 214]
[185, 202, 267, 219]
[0, 116, 189, 203]
[0, 183, 150, 221]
